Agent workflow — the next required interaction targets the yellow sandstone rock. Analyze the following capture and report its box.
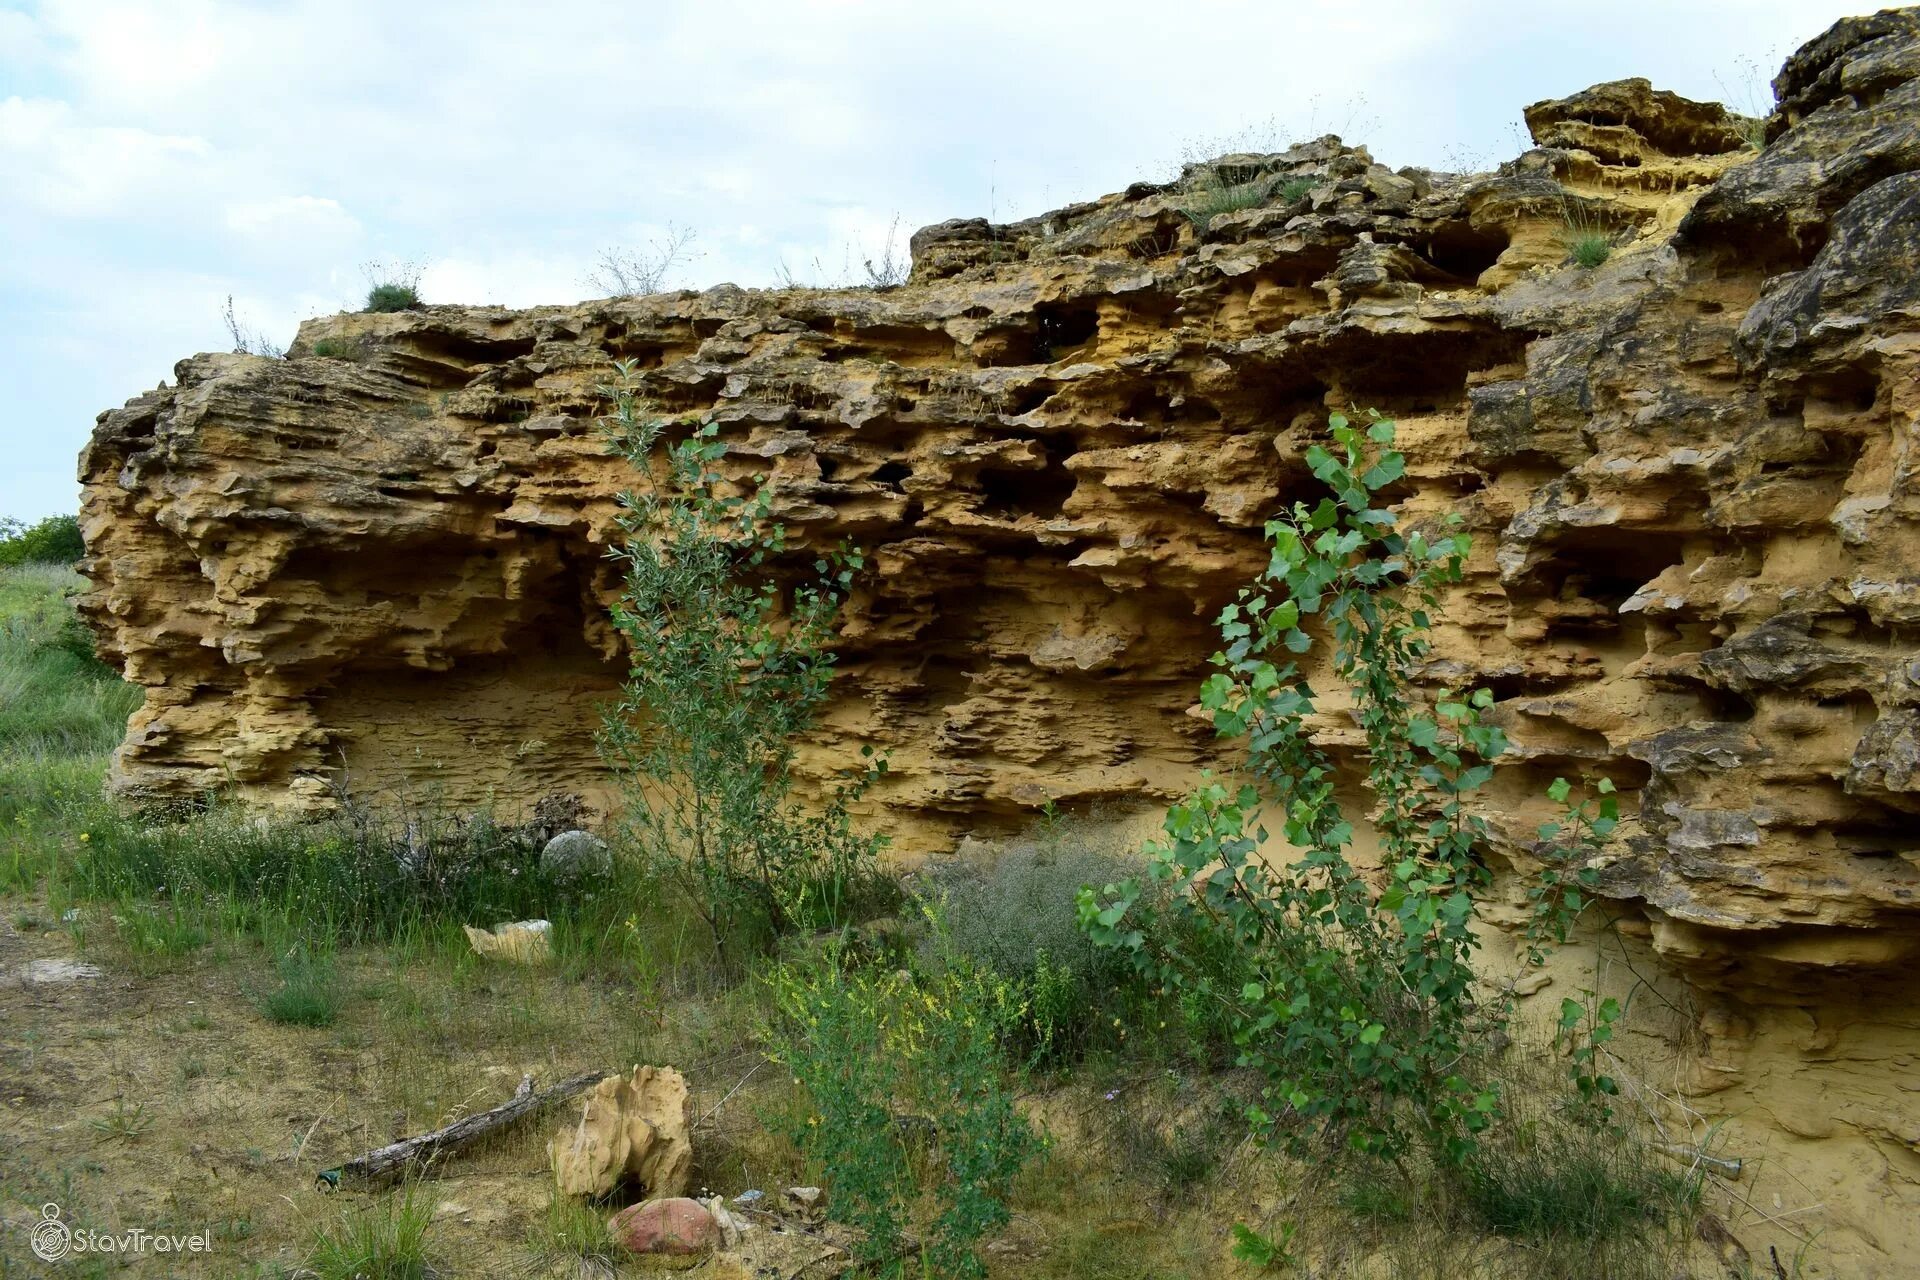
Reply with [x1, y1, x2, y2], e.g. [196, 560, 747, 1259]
[547, 1066, 692, 1199]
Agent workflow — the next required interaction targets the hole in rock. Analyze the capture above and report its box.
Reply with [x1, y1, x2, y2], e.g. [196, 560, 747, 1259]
[1034, 303, 1099, 359]
[976, 463, 1076, 521]
[1418, 224, 1510, 283]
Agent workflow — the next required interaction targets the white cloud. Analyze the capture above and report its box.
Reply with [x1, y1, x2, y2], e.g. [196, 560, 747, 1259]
[0, 9, 46, 62]
[224, 194, 360, 241]
[0, 96, 213, 217]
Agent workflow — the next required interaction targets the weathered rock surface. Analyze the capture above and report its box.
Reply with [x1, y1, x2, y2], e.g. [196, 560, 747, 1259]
[547, 1066, 691, 1199]
[76, 11, 1920, 1273]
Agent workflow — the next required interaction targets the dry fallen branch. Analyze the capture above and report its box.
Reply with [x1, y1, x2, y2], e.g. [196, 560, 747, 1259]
[317, 1069, 604, 1189]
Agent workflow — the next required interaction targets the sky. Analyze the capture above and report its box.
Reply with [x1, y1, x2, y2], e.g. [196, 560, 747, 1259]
[0, 0, 1870, 521]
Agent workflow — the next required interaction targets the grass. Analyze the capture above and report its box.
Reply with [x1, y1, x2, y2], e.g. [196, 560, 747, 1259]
[1176, 163, 1280, 232]
[1560, 201, 1616, 270]
[525, 1191, 620, 1269]
[85, 1099, 151, 1142]
[308, 1185, 435, 1280]
[260, 943, 345, 1026]
[0, 564, 140, 763]
[1460, 1112, 1695, 1243]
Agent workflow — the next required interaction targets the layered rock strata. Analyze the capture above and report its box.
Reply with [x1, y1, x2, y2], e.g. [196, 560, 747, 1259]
[79, 11, 1920, 1271]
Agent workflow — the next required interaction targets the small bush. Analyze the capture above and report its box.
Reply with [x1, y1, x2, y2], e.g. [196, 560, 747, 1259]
[261, 944, 343, 1027]
[310, 337, 356, 359]
[308, 1185, 433, 1280]
[1080, 412, 1616, 1162]
[365, 282, 422, 312]
[920, 820, 1152, 1064]
[362, 259, 425, 313]
[767, 951, 1044, 1278]
[0, 515, 84, 567]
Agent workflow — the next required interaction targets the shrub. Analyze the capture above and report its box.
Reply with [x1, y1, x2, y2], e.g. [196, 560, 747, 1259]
[365, 282, 421, 312]
[310, 337, 356, 359]
[766, 951, 1043, 1278]
[1080, 412, 1612, 1163]
[598, 362, 888, 958]
[920, 820, 1153, 1064]
[308, 1185, 433, 1280]
[0, 515, 83, 567]
[362, 259, 425, 313]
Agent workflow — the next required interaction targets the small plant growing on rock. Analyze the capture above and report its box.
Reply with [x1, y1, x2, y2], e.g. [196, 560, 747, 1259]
[1278, 176, 1316, 203]
[1176, 162, 1279, 232]
[588, 223, 699, 297]
[362, 260, 425, 312]
[1561, 203, 1615, 269]
[220, 294, 285, 357]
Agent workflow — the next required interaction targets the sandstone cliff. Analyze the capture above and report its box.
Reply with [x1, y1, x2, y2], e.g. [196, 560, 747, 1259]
[79, 10, 1920, 1271]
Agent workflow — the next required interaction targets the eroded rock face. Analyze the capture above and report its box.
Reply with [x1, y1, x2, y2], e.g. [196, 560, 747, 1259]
[547, 1066, 692, 1199]
[77, 12, 1920, 1272]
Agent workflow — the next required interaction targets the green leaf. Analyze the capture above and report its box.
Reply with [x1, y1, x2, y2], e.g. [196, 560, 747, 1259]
[1360, 453, 1406, 490]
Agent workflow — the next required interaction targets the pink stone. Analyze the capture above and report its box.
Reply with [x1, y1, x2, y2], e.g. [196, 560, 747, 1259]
[608, 1196, 720, 1255]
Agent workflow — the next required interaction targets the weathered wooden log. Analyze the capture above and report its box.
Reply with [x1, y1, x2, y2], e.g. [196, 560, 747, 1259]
[318, 1069, 604, 1188]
